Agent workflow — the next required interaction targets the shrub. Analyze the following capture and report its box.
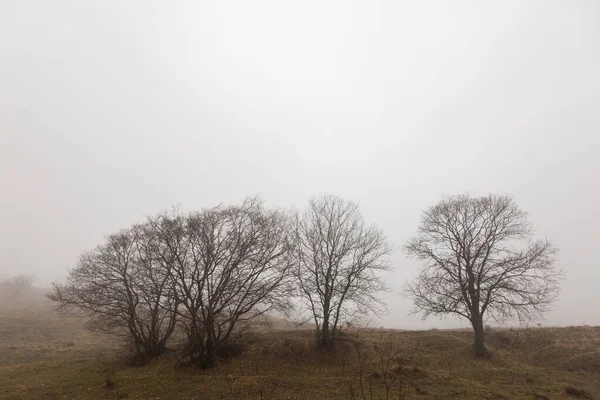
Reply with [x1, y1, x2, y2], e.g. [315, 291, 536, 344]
[97, 355, 120, 388]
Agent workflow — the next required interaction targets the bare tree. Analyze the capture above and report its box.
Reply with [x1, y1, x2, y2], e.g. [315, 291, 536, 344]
[154, 198, 294, 368]
[405, 194, 562, 357]
[294, 194, 392, 348]
[48, 224, 179, 362]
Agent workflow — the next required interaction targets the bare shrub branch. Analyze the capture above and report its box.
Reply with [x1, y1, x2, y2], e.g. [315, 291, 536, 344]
[341, 330, 414, 400]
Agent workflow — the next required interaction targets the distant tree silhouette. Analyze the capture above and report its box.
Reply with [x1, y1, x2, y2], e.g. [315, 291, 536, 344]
[1, 274, 35, 312]
[3, 274, 35, 292]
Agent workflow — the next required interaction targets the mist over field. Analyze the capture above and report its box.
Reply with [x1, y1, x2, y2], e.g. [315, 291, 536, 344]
[1, 2, 599, 330]
[2, 2, 600, 399]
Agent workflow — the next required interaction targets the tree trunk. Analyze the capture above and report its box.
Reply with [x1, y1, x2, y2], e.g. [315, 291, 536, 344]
[321, 322, 331, 348]
[472, 316, 486, 357]
[204, 313, 216, 368]
[204, 337, 215, 368]
[187, 317, 204, 366]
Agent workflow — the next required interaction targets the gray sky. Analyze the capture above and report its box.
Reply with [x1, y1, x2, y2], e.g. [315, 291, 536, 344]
[1, 1, 599, 329]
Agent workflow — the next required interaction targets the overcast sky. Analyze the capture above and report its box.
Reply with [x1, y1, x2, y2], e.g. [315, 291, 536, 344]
[1, 1, 598, 329]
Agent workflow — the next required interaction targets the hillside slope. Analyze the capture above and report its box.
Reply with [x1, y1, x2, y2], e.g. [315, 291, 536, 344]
[0, 307, 599, 400]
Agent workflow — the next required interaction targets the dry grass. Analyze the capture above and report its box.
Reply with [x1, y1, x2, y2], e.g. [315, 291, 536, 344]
[0, 310, 599, 399]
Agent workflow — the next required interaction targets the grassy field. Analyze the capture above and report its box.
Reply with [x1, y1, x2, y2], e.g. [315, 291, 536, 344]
[1, 295, 599, 399]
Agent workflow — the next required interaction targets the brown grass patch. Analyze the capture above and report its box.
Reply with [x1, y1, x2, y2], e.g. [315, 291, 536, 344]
[565, 385, 595, 399]
[1, 313, 599, 400]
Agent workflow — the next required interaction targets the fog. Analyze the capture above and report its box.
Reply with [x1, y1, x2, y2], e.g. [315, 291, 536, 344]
[1, 1, 598, 329]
